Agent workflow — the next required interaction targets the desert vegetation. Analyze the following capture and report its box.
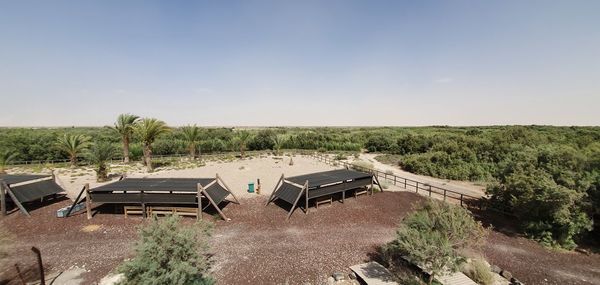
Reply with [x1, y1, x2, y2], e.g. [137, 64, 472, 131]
[117, 215, 214, 285]
[384, 200, 487, 284]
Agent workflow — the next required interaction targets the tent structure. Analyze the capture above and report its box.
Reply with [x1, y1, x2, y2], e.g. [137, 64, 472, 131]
[0, 174, 65, 217]
[266, 169, 383, 219]
[67, 174, 239, 220]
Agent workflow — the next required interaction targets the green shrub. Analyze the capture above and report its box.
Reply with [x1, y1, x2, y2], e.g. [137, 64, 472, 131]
[387, 200, 487, 284]
[335, 153, 347, 160]
[462, 259, 494, 285]
[117, 216, 214, 285]
[351, 160, 374, 171]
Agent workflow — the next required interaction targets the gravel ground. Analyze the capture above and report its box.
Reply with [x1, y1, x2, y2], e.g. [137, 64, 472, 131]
[1, 192, 599, 285]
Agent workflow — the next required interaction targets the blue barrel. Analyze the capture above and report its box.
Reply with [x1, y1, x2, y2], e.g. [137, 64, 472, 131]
[248, 182, 255, 193]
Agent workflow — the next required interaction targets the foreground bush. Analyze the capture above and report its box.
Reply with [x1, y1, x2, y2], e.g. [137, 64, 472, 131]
[487, 169, 592, 249]
[462, 259, 494, 285]
[117, 216, 214, 285]
[386, 200, 487, 284]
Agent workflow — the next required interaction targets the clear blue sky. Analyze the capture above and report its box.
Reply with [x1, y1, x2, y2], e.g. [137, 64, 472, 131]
[0, 0, 598, 126]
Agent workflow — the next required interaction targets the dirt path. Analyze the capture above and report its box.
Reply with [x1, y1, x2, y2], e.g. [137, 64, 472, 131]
[353, 153, 486, 198]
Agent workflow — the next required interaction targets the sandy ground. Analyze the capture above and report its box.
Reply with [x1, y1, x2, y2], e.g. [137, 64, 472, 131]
[135, 155, 340, 199]
[44, 155, 346, 200]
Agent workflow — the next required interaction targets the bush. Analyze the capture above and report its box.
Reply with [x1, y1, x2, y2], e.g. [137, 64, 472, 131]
[117, 216, 214, 285]
[366, 134, 395, 152]
[129, 144, 143, 161]
[462, 259, 494, 285]
[387, 200, 487, 284]
[487, 169, 592, 249]
[351, 160, 374, 171]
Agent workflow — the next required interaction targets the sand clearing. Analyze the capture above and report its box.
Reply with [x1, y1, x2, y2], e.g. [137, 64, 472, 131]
[51, 154, 342, 199]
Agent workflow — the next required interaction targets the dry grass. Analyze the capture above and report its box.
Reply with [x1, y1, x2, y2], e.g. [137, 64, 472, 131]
[462, 259, 494, 285]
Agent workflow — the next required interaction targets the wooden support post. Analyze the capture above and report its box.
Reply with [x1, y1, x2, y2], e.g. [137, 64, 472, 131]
[203, 188, 230, 221]
[0, 181, 6, 216]
[287, 182, 307, 220]
[416, 182, 419, 193]
[217, 173, 240, 204]
[266, 174, 284, 206]
[370, 177, 374, 196]
[404, 179, 407, 189]
[6, 187, 30, 217]
[429, 185, 432, 197]
[460, 194, 464, 207]
[84, 183, 92, 220]
[305, 180, 309, 214]
[373, 175, 383, 193]
[65, 185, 86, 217]
[443, 189, 447, 201]
[197, 183, 203, 220]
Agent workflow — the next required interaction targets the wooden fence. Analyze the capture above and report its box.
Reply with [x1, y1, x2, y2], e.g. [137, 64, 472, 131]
[311, 153, 482, 208]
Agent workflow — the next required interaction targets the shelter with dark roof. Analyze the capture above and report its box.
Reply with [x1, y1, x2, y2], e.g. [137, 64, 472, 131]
[67, 174, 239, 221]
[0, 174, 66, 217]
[266, 169, 382, 219]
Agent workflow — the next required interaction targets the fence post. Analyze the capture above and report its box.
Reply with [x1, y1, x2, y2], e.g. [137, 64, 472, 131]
[460, 194, 464, 207]
[428, 185, 432, 197]
[393, 175, 396, 185]
[404, 179, 407, 189]
[443, 189, 447, 201]
[416, 182, 419, 193]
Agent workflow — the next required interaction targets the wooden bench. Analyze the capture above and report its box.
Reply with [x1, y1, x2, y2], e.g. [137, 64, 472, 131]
[148, 206, 175, 216]
[174, 207, 199, 217]
[315, 196, 333, 209]
[354, 187, 368, 198]
[148, 206, 198, 218]
[124, 206, 144, 218]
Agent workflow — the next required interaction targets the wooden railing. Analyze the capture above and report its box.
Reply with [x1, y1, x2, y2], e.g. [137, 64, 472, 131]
[311, 153, 483, 208]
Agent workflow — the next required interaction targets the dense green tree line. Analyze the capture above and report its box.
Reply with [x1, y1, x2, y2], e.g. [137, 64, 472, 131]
[368, 126, 600, 249]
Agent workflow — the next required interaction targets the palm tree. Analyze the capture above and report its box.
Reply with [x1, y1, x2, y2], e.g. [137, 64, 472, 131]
[0, 150, 17, 174]
[234, 131, 252, 158]
[86, 142, 117, 182]
[273, 135, 285, 156]
[133, 118, 170, 172]
[112, 113, 140, 163]
[181, 125, 202, 159]
[56, 134, 91, 167]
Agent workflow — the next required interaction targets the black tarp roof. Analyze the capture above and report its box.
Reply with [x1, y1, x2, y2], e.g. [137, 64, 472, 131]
[10, 179, 64, 203]
[0, 174, 52, 185]
[286, 169, 372, 188]
[274, 183, 303, 205]
[91, 178, 216, 193]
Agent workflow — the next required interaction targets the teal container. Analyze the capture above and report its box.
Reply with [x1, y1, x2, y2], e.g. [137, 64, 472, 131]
[248, 182, 255, 193]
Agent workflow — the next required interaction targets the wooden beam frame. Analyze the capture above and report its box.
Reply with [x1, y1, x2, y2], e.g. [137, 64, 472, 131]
[216, 173, 240, 204]
[0, 180, 6, 216]
[266, 174, 284, 206]
[197, 183, 203, 221]
[202, 188, 230, 221]
[84, 183, 92, 219]
[373, 175, 383, 193]
[286, 181, 308, 220]
[65, 185, 87, 217]
[5, 185, 30, 217]
[305, 180, 309, 214]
